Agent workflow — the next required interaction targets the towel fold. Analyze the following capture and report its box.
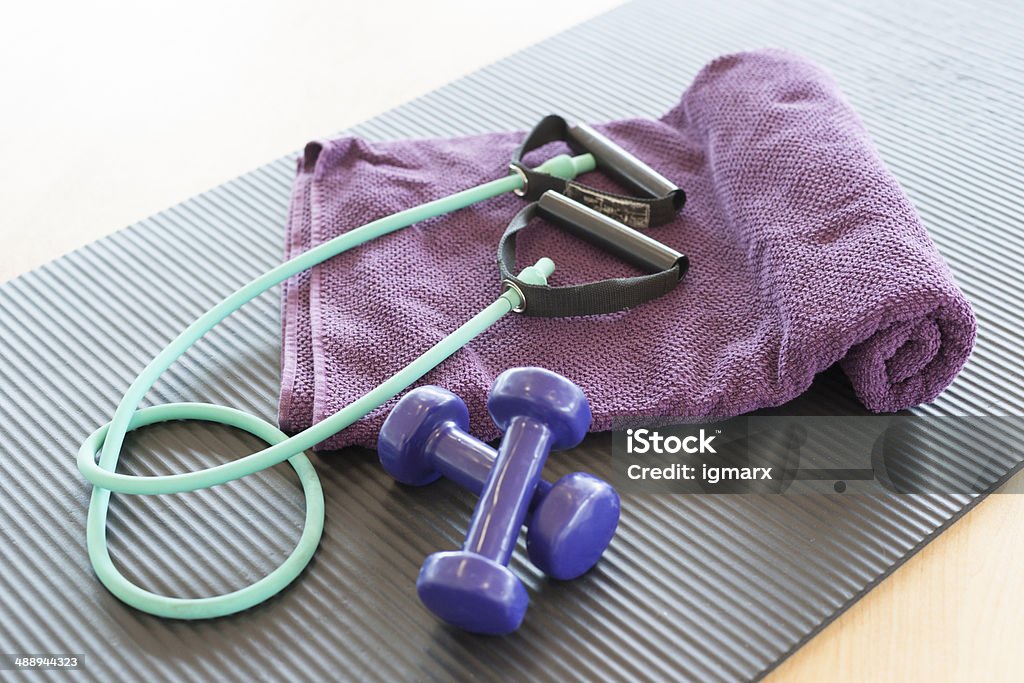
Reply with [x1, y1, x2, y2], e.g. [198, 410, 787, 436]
[279, 49, 975, 450]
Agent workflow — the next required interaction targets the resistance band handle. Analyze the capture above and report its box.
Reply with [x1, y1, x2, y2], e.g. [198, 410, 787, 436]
[537, 191, 686, 274]
[510, 114, 686, 229]
[566, 122, 683, 203]
[498, 191, 688, 317]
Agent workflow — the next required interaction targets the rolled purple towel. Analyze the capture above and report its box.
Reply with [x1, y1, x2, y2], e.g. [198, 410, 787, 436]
[279, 49, 975, 449]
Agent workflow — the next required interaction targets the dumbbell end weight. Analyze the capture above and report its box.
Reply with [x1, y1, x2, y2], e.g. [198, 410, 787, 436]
[488, 367, 591, 451]
[417, 551, 528, 635]
[378, 387, 470, 486]
[528, 472, 621, 580]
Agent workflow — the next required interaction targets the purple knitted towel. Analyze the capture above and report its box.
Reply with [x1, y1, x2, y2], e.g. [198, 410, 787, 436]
[279, 49, 975, 450]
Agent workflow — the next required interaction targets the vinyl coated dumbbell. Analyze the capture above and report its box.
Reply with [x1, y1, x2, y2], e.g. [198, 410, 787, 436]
[414, 367, 594, 634]
[378, 386, 619, 581]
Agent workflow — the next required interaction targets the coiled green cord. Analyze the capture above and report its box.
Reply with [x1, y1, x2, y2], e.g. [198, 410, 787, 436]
[77, 153, 596, 619]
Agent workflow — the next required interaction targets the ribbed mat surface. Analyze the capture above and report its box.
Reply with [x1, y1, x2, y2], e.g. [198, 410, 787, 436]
[1, 0, 1022, 680]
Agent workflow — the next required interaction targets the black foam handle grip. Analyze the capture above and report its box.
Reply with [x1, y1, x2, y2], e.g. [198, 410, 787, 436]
[567, 122, 683, 202]
[537, 191, 686, 275]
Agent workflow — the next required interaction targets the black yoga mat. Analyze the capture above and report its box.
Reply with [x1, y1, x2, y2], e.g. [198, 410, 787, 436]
[1, 0, 1022, 680]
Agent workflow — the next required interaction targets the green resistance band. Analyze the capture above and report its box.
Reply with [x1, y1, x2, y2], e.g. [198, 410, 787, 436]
[77, 152, 595, 620]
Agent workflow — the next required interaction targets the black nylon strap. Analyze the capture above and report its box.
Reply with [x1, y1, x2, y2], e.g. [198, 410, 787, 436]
[510, 114, 686, 230]
[498, 203, 687, 317]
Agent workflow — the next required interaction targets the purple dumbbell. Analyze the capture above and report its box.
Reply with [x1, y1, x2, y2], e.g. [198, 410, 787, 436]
[378, 385, 619, 581]
[410, 368, 597, 634]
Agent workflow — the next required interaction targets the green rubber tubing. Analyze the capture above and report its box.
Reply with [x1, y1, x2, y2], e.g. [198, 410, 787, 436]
[78, 152, 596, 619]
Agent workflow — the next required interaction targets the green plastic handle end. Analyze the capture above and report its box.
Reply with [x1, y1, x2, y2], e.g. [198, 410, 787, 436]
[535, 153, 596, 181]
[517, 257, 555, 285]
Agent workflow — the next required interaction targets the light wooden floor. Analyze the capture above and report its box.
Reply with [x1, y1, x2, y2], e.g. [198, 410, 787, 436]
[1, 2, 1021, 680]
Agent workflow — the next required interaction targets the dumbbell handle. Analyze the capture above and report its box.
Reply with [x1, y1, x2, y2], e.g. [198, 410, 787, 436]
[462, 417, 552, 565]
[430, 423, 553, 503]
